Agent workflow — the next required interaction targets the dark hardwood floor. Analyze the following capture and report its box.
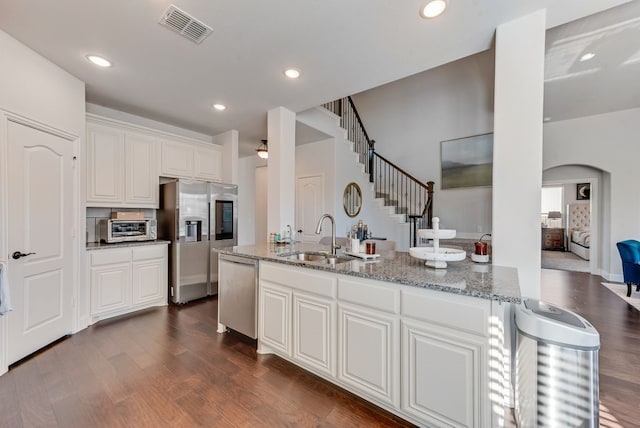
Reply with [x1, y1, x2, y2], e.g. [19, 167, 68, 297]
[541, 268, 640, 428]
[0, 299, 412, 428]
[1, 269, 638, 427]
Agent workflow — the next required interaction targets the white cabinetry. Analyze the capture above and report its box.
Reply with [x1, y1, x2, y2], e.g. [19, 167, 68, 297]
[194, 144, 222, 181]
[256, 261, 496, 428]
[337, 276, 400, 407]
[88, 244, 168, 322]
[293, 292, 335, 376]
[401, 288, 491, 427]
[86, 118, 158, 208]
[131, 246, 167, 305]
[86, 123, 124, 205]
[161, 139, 222, 182]
[402, 319, 486, 428]
[259, 262, 336, 376]
[90, 248, 131, 314]
[338, 304, 398, 406]
[125, 133, 158, 206]
[259, 282, 292, 356]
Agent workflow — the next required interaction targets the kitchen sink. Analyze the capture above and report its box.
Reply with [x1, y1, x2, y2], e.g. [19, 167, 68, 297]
[279, 252, 352, 265]
[320, 256, 352, 266]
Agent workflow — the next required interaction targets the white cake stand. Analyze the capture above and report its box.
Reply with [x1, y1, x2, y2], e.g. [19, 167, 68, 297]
[409, 217, 466, 268]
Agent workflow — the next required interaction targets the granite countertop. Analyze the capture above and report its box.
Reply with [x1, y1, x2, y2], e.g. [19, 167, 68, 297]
[86, 239, 171, 251]
[216, 243, 521, 303]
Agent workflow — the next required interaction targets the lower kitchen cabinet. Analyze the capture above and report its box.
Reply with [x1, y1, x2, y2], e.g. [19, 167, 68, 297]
[293, 292, 336, 376]
[91, 251, 131, 314]
[257, 261, 499, 427]
[259, 281, 292, 356]
[402, 319, 487, 427]
[132, 246, 167, 305]
[88, 244, 168, 322]
[258, 262, 337, 372]
[338, 303, 398, 406]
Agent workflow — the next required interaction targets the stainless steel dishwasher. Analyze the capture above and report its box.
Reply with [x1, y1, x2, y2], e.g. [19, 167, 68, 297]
[217, 254, 258, 339]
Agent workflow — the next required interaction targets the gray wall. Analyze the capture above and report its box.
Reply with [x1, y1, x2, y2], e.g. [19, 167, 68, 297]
[351, 49, 495, 236]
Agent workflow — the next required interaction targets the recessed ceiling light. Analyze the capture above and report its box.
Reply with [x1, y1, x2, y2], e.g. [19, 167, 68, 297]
[543, 117, 551, 122]
[420, 0, 447, 18]
[284, 68, 301, 79]
[86, 55, 112, 67]
[580, 52, 595, 62]
[212, 104, 226, 111]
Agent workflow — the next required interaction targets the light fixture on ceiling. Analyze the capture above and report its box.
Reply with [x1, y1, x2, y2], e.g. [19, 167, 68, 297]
[543, 117, 551, 122]
[256, 139, 268, 159]
[86, 55, 112, 67]
[212, 103, 226, 111]
[580, 52, 596, 62]
[420, 0, 447, 18]
[284, 68, 301, 79]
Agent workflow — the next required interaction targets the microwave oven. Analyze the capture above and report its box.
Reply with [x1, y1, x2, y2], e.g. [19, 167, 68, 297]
[98, 219, 157, 243]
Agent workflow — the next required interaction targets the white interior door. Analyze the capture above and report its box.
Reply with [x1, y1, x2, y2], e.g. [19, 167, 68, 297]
[7, 120, 74, 364]
[296, 175, 324, 243]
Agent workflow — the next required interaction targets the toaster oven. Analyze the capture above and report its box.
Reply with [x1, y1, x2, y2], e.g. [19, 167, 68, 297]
[98, 219, 157, 243]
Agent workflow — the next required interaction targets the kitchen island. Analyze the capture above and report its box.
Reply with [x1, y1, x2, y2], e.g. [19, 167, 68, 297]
[216, 243, 520, 427]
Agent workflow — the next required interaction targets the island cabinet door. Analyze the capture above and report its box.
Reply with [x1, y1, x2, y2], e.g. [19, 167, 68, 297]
[337, 303, 399, 407]
[401, 319, 487, 428]
[259, 282, 292, 357]
[292, 292, 336, 377]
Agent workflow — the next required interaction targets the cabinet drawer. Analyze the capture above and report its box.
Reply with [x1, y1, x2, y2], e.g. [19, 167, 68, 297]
[338, 276, 399, 314]
[260, 262, 336, 298]
[90, 248, 131, 266]
[132, 245, 167, 261]
[401, 289, 490, 336]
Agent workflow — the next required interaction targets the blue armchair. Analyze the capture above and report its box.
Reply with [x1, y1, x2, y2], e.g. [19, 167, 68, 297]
[616, 240, 640, 297]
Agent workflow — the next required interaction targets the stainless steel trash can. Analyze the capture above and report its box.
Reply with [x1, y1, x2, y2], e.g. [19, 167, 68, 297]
[515, 299, 600, 428]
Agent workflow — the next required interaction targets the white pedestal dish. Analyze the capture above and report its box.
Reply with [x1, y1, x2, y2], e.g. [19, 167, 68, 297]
[410, 217, 466, 268]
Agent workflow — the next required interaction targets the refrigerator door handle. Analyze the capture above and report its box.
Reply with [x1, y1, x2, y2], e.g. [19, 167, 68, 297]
[175, 208, 180, 240]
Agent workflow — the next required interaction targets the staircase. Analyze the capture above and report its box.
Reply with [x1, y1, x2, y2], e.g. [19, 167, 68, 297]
[322, 97, 434, 247]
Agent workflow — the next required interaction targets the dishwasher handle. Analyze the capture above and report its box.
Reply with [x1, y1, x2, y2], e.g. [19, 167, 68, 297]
[219, 254, 257, 266]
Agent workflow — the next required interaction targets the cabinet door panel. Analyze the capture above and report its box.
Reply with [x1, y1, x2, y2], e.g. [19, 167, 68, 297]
[259, 282, 291, 356]
[91, 264, 131, 315]
[86, 125, 123, 205]
[161, 140, 194, 178]
[132, 259, 165, 305]
[402, 320, 485, 427]
[125, 133, 158, 206]
[194, 145, 222, 182]
[293, 293, 335, 376]
[338, 304, 398, 406]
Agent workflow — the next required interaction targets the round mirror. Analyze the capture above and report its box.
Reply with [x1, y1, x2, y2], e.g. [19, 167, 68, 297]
[343, 182, 362, 218]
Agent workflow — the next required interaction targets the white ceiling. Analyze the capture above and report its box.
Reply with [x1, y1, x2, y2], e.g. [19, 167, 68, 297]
[544, 0, 640, 122]
[0, 0, 630, 155]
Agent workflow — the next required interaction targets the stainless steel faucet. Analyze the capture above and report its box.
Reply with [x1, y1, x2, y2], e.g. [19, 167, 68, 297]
[315, 214, 340, 255]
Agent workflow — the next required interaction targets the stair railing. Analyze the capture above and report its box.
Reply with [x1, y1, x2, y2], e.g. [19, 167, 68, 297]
[322, 96, 434, 246]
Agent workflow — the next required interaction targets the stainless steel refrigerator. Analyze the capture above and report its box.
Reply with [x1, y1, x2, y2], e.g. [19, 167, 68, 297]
[158, 179, 237, 304]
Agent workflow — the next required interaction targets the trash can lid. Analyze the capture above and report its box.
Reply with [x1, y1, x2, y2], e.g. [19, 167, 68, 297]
[515, 298, 600, 349]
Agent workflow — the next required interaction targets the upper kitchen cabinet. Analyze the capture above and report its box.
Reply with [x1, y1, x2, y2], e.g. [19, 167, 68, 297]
[86, 116, 159, 208]
[161, 139, 222, 182]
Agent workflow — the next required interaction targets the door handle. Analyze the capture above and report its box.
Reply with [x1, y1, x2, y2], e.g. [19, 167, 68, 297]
[12, 251, 36, 260]
[297, 229, 303, 233]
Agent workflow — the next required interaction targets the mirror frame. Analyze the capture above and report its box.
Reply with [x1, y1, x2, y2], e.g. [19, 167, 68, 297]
[343, 182, 362, 218]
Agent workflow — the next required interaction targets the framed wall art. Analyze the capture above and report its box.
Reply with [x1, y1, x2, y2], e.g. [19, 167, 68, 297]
[440, 133, 493, 190]
[577, 183, 590, 200]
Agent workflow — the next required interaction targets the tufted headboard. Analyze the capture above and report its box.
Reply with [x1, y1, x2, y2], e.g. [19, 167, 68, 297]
[568, 202, 590, 230]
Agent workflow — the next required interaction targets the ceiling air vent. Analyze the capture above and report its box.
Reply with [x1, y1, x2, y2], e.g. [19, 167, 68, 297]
[159, 5, 213, 44]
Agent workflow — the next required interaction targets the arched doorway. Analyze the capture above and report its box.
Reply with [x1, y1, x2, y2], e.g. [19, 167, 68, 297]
[542, 164, 608, 275]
